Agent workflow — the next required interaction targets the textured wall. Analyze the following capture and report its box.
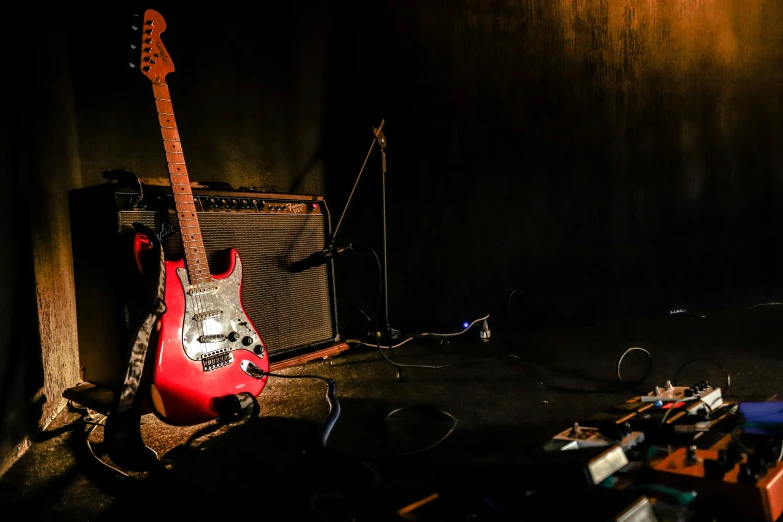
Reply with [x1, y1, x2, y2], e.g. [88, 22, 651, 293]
[0, 4, 82, 476]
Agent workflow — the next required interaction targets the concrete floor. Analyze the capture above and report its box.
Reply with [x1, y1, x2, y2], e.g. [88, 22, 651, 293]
[1, 305, 782, 521]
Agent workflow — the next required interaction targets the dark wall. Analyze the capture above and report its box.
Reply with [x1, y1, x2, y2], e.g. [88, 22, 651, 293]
[326, 0, 783, 333]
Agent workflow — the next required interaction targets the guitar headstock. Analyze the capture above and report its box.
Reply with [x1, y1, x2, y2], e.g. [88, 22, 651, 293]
[129, 10, 174, 84]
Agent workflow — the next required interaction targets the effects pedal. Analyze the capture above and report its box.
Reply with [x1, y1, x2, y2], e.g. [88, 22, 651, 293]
[641, 380, 722, 415]
[550, 422, 646, 452]
[650, 446, 783, 521]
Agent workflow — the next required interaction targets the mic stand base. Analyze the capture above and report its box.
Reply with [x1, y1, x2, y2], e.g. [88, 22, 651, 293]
[365, 328, 402, 346]
[366, 327, 405, 383]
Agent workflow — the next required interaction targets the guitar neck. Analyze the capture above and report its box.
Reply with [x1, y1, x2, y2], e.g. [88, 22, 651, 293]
[152, 82, 210, 285]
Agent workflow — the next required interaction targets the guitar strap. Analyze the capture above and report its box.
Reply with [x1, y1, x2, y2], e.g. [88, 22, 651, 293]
[104, 223, 167, 471]
[115, 222, 168, 414]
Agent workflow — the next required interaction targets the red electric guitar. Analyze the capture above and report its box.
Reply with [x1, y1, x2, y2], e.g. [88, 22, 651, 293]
[132, 9, 269, 425]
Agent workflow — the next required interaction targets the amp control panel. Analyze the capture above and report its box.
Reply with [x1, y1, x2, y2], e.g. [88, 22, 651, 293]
[115, 188, 326, 216]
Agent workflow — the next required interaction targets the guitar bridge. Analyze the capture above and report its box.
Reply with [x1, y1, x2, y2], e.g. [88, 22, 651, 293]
[202, 347, 233, 371]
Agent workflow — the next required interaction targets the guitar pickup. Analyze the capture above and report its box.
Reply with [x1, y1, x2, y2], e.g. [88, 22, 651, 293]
[193, 310, 222, 321]
[198, 334, 227, 343]
[202, 347, 233, 371]
[188, 284, 218, 296]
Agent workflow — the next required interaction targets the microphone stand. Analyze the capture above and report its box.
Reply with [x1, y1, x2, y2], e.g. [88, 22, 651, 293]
[328, 120, 384, 252]
[376, 129, 402, 344]
[328, 119, 404, 381]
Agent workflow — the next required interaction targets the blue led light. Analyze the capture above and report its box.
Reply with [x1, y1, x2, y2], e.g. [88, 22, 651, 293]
[463, 322, 469, 328]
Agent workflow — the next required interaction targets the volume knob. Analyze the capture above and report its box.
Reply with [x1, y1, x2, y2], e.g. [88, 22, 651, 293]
[227, 331, 240, 342]
[242, 336, 254, 346]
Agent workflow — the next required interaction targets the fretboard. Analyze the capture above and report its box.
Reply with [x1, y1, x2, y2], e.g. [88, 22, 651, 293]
[152, 83, 210, 285]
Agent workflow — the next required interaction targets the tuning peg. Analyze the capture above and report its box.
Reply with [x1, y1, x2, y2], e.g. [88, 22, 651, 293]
[129, 62, 137, 69]
[130, 43, 137, 50]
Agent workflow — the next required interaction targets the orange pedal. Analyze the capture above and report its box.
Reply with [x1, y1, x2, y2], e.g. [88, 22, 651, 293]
[650, 447, 783, 521]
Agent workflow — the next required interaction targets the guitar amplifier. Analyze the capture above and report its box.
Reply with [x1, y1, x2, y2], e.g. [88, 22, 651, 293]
[69, 183, 340, 389]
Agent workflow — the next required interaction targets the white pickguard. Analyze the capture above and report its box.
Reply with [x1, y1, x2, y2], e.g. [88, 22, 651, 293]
[176, 253, 264, 366]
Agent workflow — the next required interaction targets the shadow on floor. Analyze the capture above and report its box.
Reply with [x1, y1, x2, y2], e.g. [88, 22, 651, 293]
[77, 397, 550, 522]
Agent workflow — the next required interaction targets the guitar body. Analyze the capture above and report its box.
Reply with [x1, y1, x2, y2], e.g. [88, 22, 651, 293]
[148, 249, 269, 426]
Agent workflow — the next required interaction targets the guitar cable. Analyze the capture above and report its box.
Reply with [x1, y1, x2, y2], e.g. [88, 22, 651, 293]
[254, 369, 341, 449]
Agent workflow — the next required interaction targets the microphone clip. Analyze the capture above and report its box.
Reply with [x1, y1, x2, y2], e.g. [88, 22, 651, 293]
[288, 244, 353, 273]
[325, 243, 353, 259]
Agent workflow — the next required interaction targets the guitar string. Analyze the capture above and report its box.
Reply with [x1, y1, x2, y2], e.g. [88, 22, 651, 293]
[158, 83, 217, 363]
[193, 247, 209, 359]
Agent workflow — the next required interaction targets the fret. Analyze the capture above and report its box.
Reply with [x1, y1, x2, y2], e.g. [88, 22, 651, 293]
[152, 83, 170, 99]
[158, 113, 178, 128]
[173, 193, 195, 201]
[155, 99, 174, 114]
[161, 128, 180, 141]
[171, 174, 191, 184]
[168, 164, 188, 175]
[166, 152, 185, 163]
[174, 204, 197, 213]
[163, 140, 182, 154]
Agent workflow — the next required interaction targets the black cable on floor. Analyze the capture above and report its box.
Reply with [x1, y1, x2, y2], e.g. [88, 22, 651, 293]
[673, 357, 731, 397]
[258, 370, 341, 448]
[616, 346, 654, 394]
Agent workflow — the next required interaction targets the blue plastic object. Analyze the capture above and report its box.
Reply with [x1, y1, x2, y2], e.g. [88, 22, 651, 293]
[738, 402, 783, 436]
